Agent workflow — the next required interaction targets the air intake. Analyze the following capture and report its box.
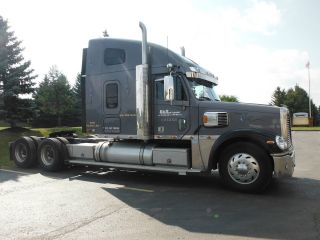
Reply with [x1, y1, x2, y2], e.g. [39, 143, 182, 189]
[218, 112, 229, 126]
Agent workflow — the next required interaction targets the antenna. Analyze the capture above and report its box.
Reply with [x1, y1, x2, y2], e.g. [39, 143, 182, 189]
[166, 35, 169, 62]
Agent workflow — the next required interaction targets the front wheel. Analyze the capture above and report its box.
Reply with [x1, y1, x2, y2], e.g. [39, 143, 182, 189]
[219, 142, 273, 193]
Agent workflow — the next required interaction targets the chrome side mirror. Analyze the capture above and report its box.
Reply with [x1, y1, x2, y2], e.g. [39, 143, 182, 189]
[164, 75, 174, 101]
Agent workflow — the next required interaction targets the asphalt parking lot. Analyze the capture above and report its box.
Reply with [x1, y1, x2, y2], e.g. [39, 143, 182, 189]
[0, 131, 320, 240]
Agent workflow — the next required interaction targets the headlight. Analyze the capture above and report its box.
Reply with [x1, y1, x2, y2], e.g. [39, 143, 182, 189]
[275, 135, 288, 150]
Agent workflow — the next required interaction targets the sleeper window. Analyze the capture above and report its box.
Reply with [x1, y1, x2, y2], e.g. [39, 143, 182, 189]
[106, 83, 118, 108]
[104, 48, 125, 66]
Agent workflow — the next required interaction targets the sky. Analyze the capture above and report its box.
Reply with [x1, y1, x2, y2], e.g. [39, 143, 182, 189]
[1, 0, 320, 105]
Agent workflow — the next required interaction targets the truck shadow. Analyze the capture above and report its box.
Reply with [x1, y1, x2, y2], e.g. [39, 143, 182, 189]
[40, 166, 320, 240]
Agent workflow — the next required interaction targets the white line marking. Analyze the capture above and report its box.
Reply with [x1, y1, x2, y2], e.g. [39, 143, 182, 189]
[121, 187, 154, 193]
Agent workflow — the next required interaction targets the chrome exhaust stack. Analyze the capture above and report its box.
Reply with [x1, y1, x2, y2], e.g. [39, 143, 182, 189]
[136, 22, 151, 140]
[140, 22, 148, 64]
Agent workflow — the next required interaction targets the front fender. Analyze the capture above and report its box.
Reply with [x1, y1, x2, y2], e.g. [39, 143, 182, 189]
[208, 129, 281, 170]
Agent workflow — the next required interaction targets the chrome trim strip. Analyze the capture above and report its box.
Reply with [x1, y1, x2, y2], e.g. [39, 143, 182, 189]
[92, 134, 138, 139]
[153, 135, 220, 140]
[198, 135, 220, 140]
[92, 134, 221, 141]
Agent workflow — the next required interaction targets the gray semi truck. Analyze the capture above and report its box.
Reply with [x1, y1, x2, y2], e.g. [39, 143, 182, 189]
[10, 22, 295, 192]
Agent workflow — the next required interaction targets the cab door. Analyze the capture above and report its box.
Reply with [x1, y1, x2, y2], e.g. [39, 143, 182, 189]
[153, 75, 191, 138]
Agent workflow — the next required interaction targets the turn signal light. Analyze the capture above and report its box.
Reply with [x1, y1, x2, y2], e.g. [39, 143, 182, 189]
[203, 115, 209, 124]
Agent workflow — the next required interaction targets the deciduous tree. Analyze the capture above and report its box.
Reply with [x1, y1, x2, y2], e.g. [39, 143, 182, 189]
[220, 95, 239, 102]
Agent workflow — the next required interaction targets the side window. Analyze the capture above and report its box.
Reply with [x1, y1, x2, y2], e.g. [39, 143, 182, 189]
[106, 83, 118, 108]
[104, 48, 125, 66]
[155, 77, 187, 101]
[155, 80, 164, 100]
[174, 77, 187, 101]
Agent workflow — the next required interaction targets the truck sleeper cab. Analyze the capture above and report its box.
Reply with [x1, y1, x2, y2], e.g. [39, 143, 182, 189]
[10, 22, 295, 193]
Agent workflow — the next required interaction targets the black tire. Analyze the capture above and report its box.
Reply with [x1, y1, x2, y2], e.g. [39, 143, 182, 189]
[55, 137, 70, 164]
[218, 142, 273, 193]
[29, 136, 42, 149]
[55, 137, 69, 145]
[12, 137, 37, 168]
[38, 138, 65, 172]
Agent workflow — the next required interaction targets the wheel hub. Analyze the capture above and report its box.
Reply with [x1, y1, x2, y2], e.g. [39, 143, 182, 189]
[15, 143, 27, 163]
[228, 153, 260, 184]
[236, 163, 249, 175]
[41, 145, 55, 166]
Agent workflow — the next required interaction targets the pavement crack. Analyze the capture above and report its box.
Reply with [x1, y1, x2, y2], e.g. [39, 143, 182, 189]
[33, 205, 126, 240]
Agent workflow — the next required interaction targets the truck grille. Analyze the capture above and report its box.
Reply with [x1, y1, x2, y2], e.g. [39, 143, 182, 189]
[218, 112, 229, 126]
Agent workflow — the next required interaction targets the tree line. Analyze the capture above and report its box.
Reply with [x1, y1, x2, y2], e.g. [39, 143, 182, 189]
[0, 16, 81, 128]
[271, 85, 319, 119]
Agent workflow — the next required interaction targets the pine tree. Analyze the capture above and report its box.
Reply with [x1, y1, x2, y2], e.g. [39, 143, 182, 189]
[34, 66, 73, 126]
[0, 16, 36, 127]
[271, 87, 286, 106]
[71, 73, 82, 125]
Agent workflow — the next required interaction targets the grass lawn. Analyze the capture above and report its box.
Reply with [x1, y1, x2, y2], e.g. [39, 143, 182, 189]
[292, 126, 320, 131]
[0, 126, 83, 168]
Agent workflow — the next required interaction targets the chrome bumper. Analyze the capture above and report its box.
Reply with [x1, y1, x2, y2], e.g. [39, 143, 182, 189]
[271, 149, 295, 177]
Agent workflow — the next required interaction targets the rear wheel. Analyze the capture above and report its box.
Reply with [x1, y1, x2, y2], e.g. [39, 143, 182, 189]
[12, 137, 37, 168]
[219, 142, 272, 193]
[29, 136, 42, 149]
[38, 138, 65, 171]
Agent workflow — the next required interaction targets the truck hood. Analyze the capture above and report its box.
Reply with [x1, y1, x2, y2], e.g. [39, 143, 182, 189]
[198, 101, 281, 115]
[197, 101, 282, 137]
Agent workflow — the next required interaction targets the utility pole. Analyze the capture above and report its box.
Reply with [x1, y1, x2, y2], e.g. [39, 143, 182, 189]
[306, 61, 311, 118]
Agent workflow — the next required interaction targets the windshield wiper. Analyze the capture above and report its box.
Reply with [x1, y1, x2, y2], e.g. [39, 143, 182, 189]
[198, 96, 212, 101]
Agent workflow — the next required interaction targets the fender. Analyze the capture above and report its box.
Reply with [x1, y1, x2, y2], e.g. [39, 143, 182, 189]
[208, 129, 281, 170]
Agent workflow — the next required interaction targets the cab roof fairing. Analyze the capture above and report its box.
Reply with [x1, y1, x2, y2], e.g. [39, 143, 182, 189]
[86, 38, 218, 85]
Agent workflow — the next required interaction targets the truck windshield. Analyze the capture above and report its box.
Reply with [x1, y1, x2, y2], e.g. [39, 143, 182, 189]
[187, 78, 220, 101]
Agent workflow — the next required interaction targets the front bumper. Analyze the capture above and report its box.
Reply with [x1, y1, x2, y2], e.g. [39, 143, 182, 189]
[271, 148, 295, 177]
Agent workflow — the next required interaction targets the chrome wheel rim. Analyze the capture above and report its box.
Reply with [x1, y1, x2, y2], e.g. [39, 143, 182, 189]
[227, 153, 260, 184]
[15, 143, 28, 163]
[40, 145, 55, 166]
